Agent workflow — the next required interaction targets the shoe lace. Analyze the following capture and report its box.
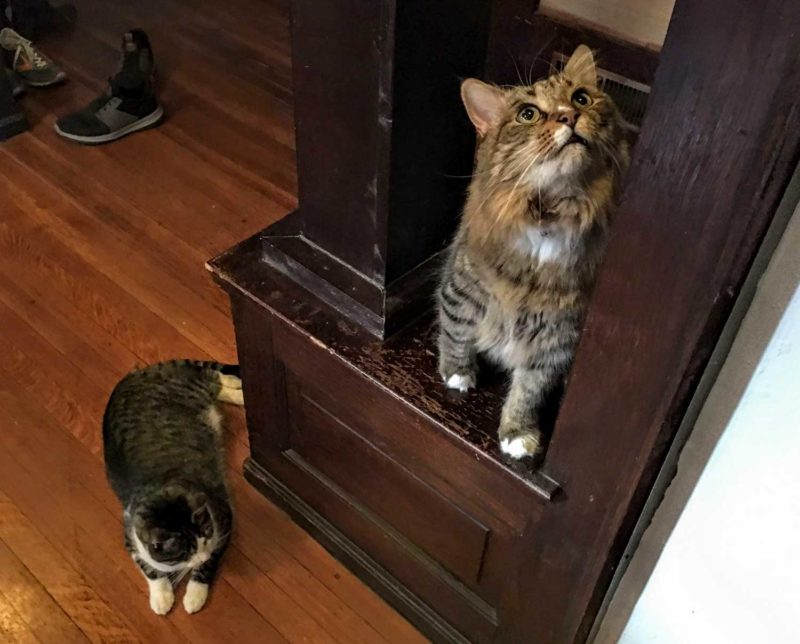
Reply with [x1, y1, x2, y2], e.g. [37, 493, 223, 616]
[13, 38, 48, 70]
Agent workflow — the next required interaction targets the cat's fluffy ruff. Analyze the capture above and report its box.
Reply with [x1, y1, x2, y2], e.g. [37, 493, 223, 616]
[437, 45, 629, 458]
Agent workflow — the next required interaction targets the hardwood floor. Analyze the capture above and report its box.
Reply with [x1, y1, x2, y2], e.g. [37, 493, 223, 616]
[0, 1, 425, 642]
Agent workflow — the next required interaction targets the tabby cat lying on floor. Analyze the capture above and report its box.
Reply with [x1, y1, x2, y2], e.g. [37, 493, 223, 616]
[437, 45, 629, 459]
[103, 360, 244, 615]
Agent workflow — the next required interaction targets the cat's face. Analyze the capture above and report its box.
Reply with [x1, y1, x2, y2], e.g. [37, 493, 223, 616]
[132, 492, 214, 567]
[461, 45, 625, 194]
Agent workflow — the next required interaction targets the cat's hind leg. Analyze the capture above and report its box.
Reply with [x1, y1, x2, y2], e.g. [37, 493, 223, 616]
[216, 372, 244, 406]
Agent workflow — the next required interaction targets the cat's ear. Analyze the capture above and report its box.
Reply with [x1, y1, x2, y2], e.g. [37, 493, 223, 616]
[461, 79, 506, 136]
[188, 492, 209, 522]
[563, 45, 597, 88]
[192, 503, 212, 530]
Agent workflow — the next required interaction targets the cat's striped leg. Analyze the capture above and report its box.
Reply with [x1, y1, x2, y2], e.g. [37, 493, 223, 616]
[183, 542, 228, 614]
[437, 277, 484, 392]
[498, 364, 559, 459]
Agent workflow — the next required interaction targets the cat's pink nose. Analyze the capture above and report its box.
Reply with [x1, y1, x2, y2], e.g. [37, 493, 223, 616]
[556, 110, 579, 127]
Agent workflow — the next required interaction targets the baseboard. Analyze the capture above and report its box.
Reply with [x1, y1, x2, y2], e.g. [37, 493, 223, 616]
[243, 458, 471, 644]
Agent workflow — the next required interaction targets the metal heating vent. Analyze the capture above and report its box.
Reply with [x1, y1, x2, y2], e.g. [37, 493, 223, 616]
[551, 51, 651, 131]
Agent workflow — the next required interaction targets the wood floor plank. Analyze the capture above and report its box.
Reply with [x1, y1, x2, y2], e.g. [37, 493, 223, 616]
[0, 0, 426, 640]
[0, 388, 289, 644]
[0, 214, 209, 366]
[228, 466, 429, 644]
[0, 302, 396, 643]
[0, 492, 143, 644]
[0, 590, 40, 644]
[0, 158, 235, 361]
[0, 539, 89, 644]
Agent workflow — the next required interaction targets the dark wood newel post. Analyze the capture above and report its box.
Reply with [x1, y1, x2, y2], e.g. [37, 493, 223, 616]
[265, 0, 493, 338]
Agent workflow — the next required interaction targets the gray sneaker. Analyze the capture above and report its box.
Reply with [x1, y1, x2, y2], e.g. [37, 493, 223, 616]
[0, 27, 66, 87]
[54, 29, 161, 145]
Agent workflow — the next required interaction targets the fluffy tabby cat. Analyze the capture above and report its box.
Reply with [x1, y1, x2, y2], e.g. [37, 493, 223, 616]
[437, 45, 629, 458]
[103, 360, 244, 615]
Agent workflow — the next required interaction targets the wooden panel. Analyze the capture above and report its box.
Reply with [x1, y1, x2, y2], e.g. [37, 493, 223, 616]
[540, 0, 675, 49]
[287, 377, 490, 584]
[513, 0, 800, 642]
[486, 7, 659, 89]
[272, 316, 545, 532]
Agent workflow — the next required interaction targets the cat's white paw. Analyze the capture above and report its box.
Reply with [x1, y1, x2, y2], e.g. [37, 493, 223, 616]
[218, 373, 242, 390]
[218, 387, 244, 406]
[500, 434, 541, 459]
[183, 580, 209, 614]
[148, 578, 174, 615]
[445, 373, 475, 392]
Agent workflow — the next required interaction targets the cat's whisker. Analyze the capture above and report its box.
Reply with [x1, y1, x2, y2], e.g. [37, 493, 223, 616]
[508, 48, 525, 86]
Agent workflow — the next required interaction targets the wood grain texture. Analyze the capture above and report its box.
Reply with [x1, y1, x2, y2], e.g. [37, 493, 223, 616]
[0, 0, 425, 641]
[213, 0, 800, 641]
[515, 0, 800, 641]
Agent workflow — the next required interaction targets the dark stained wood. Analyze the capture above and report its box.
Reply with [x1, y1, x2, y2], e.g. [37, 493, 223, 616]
[287, 382, 491, 585]
[213, 243, 557, 641]
[510, 0, 800, 642]
[212, 0, 800, 642]
[0, 0, 427, 641]
[266, 0, 493, 337]
[214, 232, 558, 501]
[485, 4, 660, 87]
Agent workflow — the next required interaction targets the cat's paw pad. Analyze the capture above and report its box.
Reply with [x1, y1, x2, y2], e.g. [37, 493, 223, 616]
[148, 580, 174, 615]
[183, 580, 209, 614]
[445, 373, 475, 392]
[500, 433, 541, 459]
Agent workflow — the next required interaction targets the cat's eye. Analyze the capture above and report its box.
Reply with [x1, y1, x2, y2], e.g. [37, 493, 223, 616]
[516, 105, 541, 123]
[571, 89, 593, 107]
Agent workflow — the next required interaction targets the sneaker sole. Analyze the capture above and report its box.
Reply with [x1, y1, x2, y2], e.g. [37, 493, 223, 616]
[54, 105, 165, 145]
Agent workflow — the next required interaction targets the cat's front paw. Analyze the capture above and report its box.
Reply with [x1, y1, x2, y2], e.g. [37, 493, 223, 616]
[439, 359, 478, 392]
[445, 372, 476, 392]
[183, 580, 209, 614]
[499, 425, 543, 459]
[148, 578, 174, 615]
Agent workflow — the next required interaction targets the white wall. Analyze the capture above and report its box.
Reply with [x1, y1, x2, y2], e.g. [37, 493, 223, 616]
[596, 198, 800, 643]
[540, 0, 676, 50]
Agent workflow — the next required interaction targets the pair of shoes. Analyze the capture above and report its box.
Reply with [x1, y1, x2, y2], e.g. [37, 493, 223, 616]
[0, 26, 65, 86]
[55, 29, 163, 145]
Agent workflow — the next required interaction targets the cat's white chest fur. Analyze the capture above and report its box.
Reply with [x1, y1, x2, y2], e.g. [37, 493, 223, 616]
[515, 226, 573, 264]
